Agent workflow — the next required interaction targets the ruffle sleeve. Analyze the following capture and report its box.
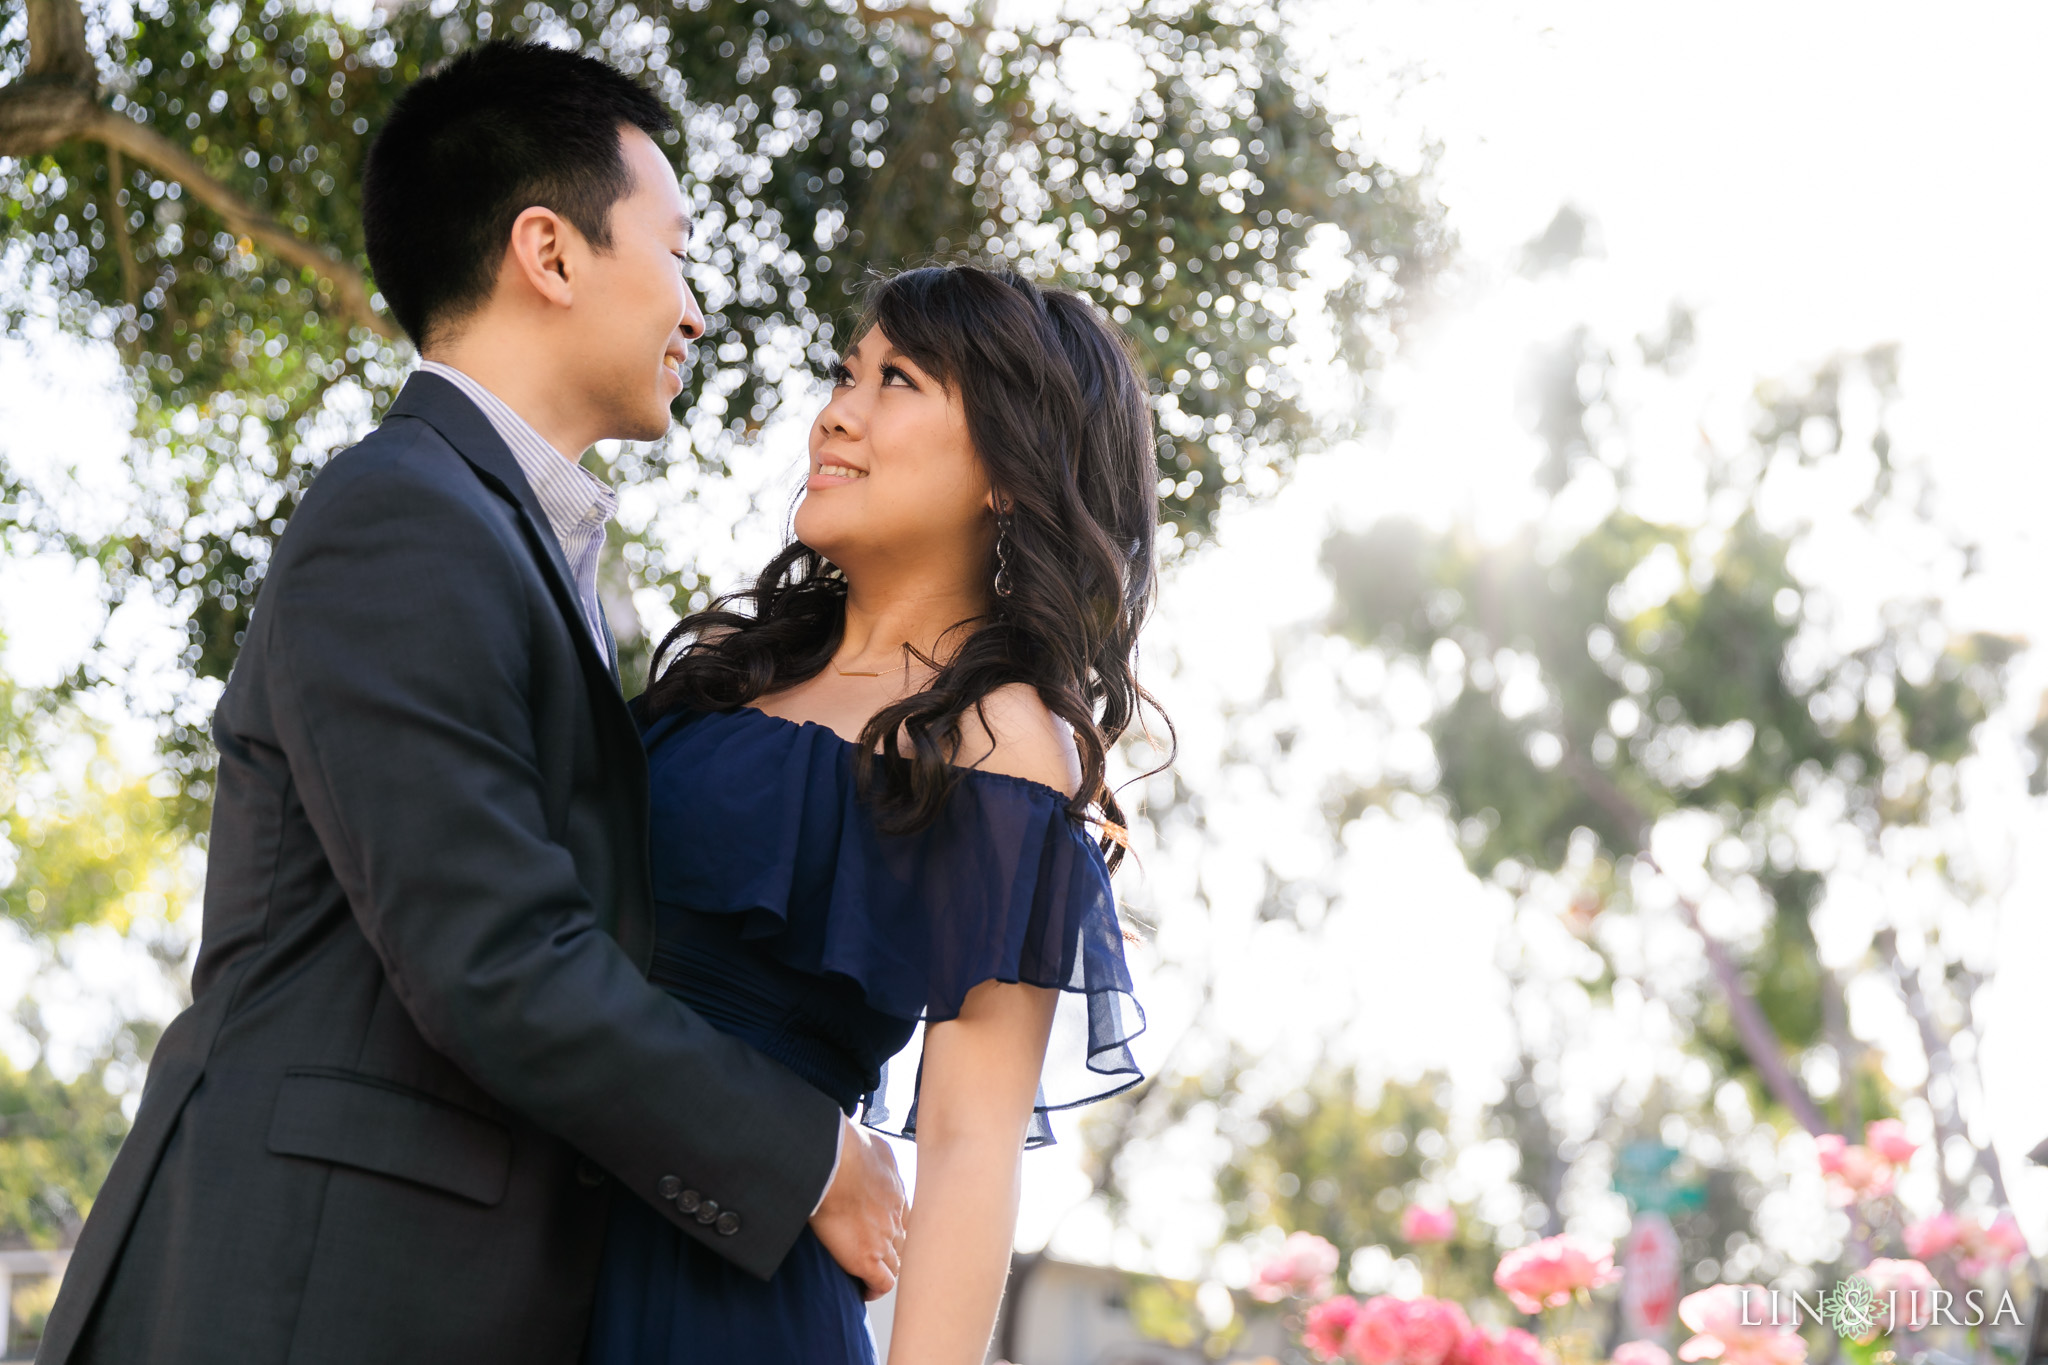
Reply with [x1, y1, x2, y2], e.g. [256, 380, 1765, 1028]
[641, 706, 1146, 1147]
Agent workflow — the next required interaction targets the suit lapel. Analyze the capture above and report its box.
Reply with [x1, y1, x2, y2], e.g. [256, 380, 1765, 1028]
[382, 372, 653, 965]
[386, 373, 619, 701]
[599, 600, 624, 694]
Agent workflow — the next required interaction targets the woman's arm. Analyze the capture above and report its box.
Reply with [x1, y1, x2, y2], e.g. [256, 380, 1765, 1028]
[885, 977, 1059, 1365]
[888, 680, 1078, 1360]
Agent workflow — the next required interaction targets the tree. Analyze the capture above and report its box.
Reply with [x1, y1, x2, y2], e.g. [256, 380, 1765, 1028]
[0, 1041, 137, 1246]
[1, 0, 1446, 819]
[1323, 334, 2022, 1203]
[0, 657, 192, 1245]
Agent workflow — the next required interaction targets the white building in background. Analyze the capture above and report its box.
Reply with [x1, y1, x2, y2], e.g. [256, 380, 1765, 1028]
[0, 1238, 71, 1361]
[870, 1254, 1289, 1365]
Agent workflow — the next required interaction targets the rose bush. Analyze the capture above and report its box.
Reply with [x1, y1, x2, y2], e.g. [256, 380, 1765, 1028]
[1904, 1210, 2029, 1281]
[1264, 1129, 2030, 1365]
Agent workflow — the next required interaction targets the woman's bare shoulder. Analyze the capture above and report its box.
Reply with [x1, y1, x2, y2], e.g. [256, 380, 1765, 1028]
[957, 683, 1083, 798]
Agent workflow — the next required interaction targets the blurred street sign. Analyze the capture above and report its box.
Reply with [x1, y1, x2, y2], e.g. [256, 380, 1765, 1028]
[1613, 1141, 1706, 1217]
[1620, 1211, 1682, 1343]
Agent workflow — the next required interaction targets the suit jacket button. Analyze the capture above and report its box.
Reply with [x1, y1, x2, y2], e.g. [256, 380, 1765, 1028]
[657, 1175, 682, 1201]
[676, 1189, 702, 1214]
[715, 1211, 741, 1236]
[694, 1198, 720, 1225]
[577, 1159, 606, 1188]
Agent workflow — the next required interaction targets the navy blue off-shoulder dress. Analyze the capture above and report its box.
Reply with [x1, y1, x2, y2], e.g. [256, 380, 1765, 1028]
[583, 705, 1146, 1365]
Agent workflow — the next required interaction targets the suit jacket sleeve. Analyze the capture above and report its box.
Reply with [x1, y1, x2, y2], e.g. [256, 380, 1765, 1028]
[258, 448, 840, 1278]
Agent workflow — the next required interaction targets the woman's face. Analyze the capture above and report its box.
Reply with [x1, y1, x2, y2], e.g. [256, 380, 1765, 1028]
[795, 326, 993, 582]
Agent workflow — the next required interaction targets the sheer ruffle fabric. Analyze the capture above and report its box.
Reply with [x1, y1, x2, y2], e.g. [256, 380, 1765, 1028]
[641, 705, 1146, 1146]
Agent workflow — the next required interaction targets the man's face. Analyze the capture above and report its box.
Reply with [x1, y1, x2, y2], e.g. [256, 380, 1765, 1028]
[565, 127, 703, 442]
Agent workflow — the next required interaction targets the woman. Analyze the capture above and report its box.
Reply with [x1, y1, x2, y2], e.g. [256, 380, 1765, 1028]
[584, 263, 1165, 1364]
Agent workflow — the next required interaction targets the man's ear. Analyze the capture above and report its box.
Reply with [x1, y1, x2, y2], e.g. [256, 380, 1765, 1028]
[504, 206, 577, 308]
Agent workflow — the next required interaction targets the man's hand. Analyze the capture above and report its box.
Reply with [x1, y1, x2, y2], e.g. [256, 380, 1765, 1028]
[809, 1115, 908, 1300]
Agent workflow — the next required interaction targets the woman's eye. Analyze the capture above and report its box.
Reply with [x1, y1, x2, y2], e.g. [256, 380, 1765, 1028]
[829, 364, 853, 386]
[881, 364, 916, 388]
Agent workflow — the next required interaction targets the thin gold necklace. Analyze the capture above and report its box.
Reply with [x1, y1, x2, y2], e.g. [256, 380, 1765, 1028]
[833, 644, 912, 678]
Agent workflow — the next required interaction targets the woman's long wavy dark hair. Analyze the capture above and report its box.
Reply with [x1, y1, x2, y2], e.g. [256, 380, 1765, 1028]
[640, 263, 1168, 866]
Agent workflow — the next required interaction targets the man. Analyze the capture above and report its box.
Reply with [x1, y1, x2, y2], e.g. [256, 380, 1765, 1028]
[40, 41, 906, 1365]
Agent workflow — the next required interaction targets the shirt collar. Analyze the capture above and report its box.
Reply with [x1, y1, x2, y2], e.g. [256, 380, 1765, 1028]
[416, 361, 616, 544]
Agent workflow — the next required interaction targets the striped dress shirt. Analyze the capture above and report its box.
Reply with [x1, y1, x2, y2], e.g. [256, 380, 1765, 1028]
[417, 361, 616, 657]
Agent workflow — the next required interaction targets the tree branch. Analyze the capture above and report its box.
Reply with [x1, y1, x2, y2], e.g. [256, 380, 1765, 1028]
[1821, 966, 1862, 1135]
[1645, 852, 1829, 1137]
[1947, 965, 2013, 1208]
[853, 0, 963, 33]
[104, 145, 139, 322]
[87, 107, 395, 340]
[1875, 929, 1982, 1203]
[0, 15, 399, 343]
[1560, 747, 1654, 845]
[25, 0, 94, 85]
[1557, 742, 1830, 1136]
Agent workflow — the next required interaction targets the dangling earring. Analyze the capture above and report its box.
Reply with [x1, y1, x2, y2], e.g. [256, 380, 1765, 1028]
[993, 519, 1015, 599]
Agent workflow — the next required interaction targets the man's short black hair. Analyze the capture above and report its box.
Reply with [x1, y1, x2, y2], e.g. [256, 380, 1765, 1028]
[362, 41, 674, 347]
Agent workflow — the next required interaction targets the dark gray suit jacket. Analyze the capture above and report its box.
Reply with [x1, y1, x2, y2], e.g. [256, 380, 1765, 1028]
[40, 373, 841, 1364]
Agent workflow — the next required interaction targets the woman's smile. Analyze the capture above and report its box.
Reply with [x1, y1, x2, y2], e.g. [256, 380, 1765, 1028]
[808, 459, 871, 489]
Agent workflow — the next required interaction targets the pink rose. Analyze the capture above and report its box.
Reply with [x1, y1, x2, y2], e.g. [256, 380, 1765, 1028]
[1445, 1329, 1489, 1365]
[1448, 1324, 1552, 1365]
[1345, 1294, 1473, 1365]
[1252, 1231, 1342, 1303]
[1906, 1210, 2031, 1280]
[1982, 1212, 2030, 1262]
[1822, 1145, 1894, 1205]
[1857, 1259, 1938, 1338]
[1493, 1235, 1623, 1313]
[1613, 1342, 1674, 1365]
[1814, 1134, 1848, 1176]
[1488, 1327, 1552, 1365]
[1903, 1212, 1963, 1261]
[1959, 1211, 2030, 1280]
[1305, 1296, 1364, 1363]
[1403, 1205, 1459, 1245]
[1677, 1285, 1807, 1365]
[1863, 1119, 1917, 1166]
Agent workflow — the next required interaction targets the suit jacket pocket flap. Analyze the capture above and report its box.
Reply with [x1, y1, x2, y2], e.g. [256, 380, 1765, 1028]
[268, 1068, 512, 1206]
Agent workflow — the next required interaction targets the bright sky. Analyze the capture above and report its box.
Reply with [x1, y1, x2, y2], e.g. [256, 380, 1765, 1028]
[3, 0, 2046, 1302]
